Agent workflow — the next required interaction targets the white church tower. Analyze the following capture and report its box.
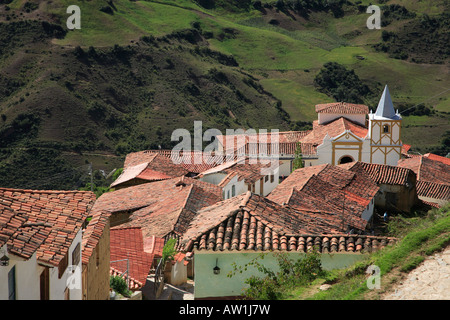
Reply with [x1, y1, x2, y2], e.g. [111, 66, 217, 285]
[368, 85, 402, 166]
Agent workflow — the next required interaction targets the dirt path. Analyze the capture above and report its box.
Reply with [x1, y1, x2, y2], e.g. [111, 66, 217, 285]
[382, 246, 450, 300]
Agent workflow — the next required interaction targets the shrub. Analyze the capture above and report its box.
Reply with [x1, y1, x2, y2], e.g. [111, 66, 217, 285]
[228, 251, 324, 300]
[110, 276, 132, 297]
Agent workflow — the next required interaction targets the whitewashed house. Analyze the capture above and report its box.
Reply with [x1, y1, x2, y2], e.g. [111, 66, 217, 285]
[197, 159, 279, 199]
[0, 188, 95, 300]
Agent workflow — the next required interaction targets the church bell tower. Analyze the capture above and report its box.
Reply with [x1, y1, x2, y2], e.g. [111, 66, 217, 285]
[368, 85, 402, 166]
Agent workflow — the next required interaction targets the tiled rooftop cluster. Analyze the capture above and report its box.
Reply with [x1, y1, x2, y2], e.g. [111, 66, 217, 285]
[0, 188, 95, 266]
[111, 153, 189, 188]
[267, 164, 379, 231]
[93, 176, 222, 238]
[219, 116, 368, 157]
[199, 158, 278, 185]
[398, 155, 450, 204]
[124, 150, 236, 174]
[181, 192, 395, 253]
[340, 161, 415, 186]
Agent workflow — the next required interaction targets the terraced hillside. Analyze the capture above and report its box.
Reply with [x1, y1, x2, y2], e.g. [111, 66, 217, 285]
[0, 0, 448, 189]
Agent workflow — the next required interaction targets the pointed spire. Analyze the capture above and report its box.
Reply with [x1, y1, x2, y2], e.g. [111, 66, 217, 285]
[375, 85, 397, 119]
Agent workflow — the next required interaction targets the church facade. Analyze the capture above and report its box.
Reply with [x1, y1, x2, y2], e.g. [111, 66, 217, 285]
[217, 85, 404, 171]
[309, 85, 403, 167]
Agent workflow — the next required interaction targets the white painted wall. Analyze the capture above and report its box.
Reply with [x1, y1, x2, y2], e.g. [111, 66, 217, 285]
[0, 245, 42, 300]
[0, 229, 84, 300]
[200, 172, 228, 186]
[49, 229, 83, 300]
[361, 198, 375, 222]
[222, 176, 246, 200]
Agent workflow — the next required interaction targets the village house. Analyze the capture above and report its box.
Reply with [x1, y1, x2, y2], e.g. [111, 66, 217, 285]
[216, 85, 404, 169]
[0, 188, 96, 300]
[267, 164, 379, 232]
[81, 209, 111, 300]
[93, 176, 223, 240]
[179, 192, 396, 299]
[397, 154, 450, 207]
[339, 161, 419, 213]
[197, 158, 280, 199]
[122, 150, 236, 177]
[110, 153, 189, 189]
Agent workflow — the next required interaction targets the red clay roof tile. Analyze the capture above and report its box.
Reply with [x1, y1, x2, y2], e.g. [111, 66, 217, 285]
[0, 188, 95, 266]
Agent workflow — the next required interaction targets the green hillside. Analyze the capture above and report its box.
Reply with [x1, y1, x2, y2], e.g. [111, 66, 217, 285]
[0, 0, 448, 189]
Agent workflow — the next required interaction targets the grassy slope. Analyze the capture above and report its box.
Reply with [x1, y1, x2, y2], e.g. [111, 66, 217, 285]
[286, 203, 450, 300]
[0, 0, 448, 188]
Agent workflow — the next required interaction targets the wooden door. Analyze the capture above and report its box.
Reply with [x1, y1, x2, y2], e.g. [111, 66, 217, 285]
[40, 267, 49, 300]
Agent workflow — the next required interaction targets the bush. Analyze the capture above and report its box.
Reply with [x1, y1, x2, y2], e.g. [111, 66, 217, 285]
[228, 251, 324, 300]
[314, 62, 371, 104]
[110, 276, 132, 297]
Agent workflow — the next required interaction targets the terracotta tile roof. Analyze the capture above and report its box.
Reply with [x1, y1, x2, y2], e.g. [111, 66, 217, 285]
[416, 180, 450, 201]
[267, 164, 328, 205]
[81, 210, 110, 265]
[398, 156, 450, 185]
[124, 150, 234, 174]
[423, 153, 450, 166]
[315, 102, 369, 114]
[287, 178, 368, 231]
[0, 188, 96, 266]
[419, 199, 442, 209]
[0, 205, 51, 260]
[340, 161, 415, 186]
[199, 158, 279, 185]
[181, 193, 348, 251]
[218, 131, 311, 154]
[301, 117, 368, 145]
[0, 205, 28, 248]
[112, 153, 189, 188]
[402, 144, 412, 154]
[95, 177, 222, 238]
[180, 193, 396, 253]
[268, 164, 379, 231]
[110, 227, 156, 288]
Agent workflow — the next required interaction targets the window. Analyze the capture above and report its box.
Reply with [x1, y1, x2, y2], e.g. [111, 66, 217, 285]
[231, 185, 236, 197]
[338, 156, 354, 165]
[265, 175, 269, 182]
[383, 125, 390, 133]
[227, 190, 230, 199]
[72, 243, 80, 269]
[270, 174, 274, 183]
[8, 266, 16, 300]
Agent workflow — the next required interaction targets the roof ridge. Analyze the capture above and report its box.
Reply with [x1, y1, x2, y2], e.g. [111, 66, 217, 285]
[0, 187, 95, 194]
[240, 191, 252, 207]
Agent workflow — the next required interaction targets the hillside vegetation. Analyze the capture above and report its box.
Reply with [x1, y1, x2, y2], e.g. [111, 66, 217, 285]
[0, 0, 448, 189]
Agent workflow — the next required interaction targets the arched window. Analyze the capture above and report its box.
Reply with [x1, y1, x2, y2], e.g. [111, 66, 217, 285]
[383, 124, 390, 133]
[338, 156, 354, 165]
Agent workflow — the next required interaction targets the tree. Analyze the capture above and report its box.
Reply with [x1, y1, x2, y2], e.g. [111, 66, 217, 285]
[292, 142, 304, 171]
[162, 238, 177, 264]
